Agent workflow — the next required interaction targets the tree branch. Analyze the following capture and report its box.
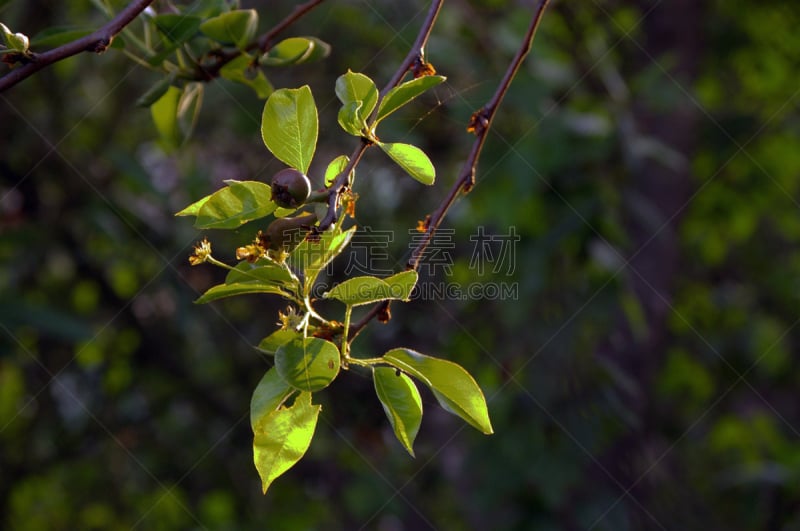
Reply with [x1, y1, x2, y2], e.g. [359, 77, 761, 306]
[350, 0, 552, 339]
[317, 0, 444, 231]
[0, 0, 155, 92]
[253, 0, 327, 52]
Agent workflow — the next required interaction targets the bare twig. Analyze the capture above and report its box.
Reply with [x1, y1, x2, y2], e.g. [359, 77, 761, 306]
[350, 0, 552, 339]
[0, 0, 155, 92]
[253, 0, 327, 52]
[408, 0, 551, 270]
[318, 0, 445, 231]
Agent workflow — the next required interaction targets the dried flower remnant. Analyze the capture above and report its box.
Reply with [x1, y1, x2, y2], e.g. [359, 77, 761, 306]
[189, 238, 213, 265]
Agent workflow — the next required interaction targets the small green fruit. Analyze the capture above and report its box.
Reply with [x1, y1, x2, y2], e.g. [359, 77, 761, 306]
[263, 213, 318, 252]
[271, 168, 311, 208]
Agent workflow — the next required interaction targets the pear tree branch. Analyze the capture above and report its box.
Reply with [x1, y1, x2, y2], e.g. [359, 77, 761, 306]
[317, 0, 445, 231]
[0, 0, 155, 92]
[350, 0, 552, 339]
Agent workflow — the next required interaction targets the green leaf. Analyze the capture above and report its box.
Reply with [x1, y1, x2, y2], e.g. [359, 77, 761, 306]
[225, 259, 298, 288]
[263, 39, 310, 66]
[324, 155, 350, 187]
[373, 367, 422, 457]
[290, 225, 356, 294]
[220, 54, 273, 99]
[275, 338, 340, 392]
[195, 282, 291, 304]
[382, 348, 493, 435]
[253, 392, 320, 495]
[149, 82, 203, 148]
[260, 37, 330, 66]
[261, 86, 318, 174]
[195, 181, 277, 229]
[300, 37, 331, 64]
[378, 142, 436, 185]
[335, 70, 378, 121]
[261, 37, 310, 66]
[175, 194, 211, 217]
[199, 9, 258, 49]
[250, 367, 293, 431]
[151, 85, 182, 150]
[1, 23, 29, 52]
[376, 75, 446, 124]
[273, 207, 297, 218]
[337, 100, 366, 137]
[257, 329, 301, 355]
[136, 72, 178, 108]
[153, 14, 202, 44]
[176, 82, 203, 142]
[324, 271, 417, 306]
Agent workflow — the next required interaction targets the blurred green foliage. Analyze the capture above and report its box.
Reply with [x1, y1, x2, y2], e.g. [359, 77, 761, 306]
[2, 0, 800, 528]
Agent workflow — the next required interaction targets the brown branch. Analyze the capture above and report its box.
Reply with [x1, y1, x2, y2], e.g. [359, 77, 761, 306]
[195, 0, 327, 81]
[253, 0, 327, 52]
[350, 0, 552, 339]
[318, 0, 444, 231]
[0, 0, 154, 92]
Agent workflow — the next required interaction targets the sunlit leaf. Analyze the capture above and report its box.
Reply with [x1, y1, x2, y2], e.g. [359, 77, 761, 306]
[260, 36, 331, 66]
[273, 207, 297, 218]
[195, 181, 277, 229]
[253, 392, 320, 494]
[324, 155, 350, 187]
[257, 329, 301, 355]
[151, 85, 182, 150]
[261, 86, 318, 174]
[195, 282, 291, 304]
[324, 271, 417, 306]
[378, 142, 435, 185]
[175, 194, 211, 217]
[275, 337, 340, 392]
[373, 367, 422, 456]
[1, 23, 29, 52]
[250, 367, 293, 431]
[382, 348, 493, 434]
[376, 75, 446, 124]
[335, 70, 378, 121]
[290, 225, 356, 293]
[337, 100, 366, 137]
[225, 259, 298, 288]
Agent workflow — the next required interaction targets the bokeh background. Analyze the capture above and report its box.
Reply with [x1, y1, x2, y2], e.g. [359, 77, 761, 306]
[3, 0, 800, 529]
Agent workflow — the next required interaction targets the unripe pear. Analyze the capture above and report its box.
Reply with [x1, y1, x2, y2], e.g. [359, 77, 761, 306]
[263, 213, 318, 252]
[271, 168, 311, 208]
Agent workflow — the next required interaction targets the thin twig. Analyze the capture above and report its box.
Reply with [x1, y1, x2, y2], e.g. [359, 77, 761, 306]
[317, 0, 445, 231]
[350, 0, 552, 339]
[253, 0, 327, 52]
[0, 0, 155, 92]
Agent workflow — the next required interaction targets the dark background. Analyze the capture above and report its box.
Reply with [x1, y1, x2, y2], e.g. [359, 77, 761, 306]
[2, 0, 800, 529]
